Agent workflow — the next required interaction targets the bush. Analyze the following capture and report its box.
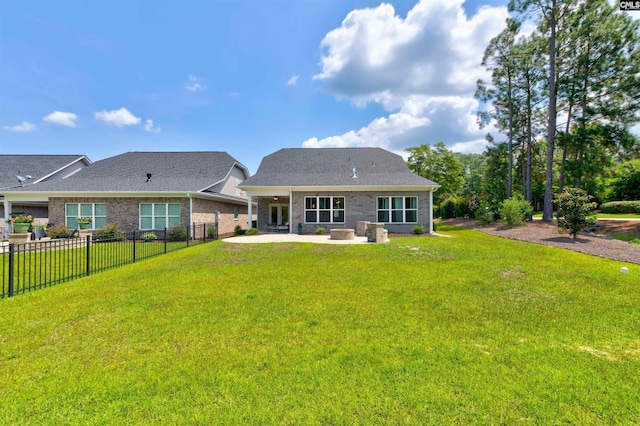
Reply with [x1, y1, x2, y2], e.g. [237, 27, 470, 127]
[314, 227, 326, 235]
[246, 228, 259, 235]
[168, 227, 188, 242]
[464, 193, 481, 219]
[96, 223, 125, 241]
[441, 199, 457, 219]
[499, 196, 533, 228]
[555, 188, 597, 239]
[475, 204, 496, 225]
[599, 201, 640, 214]
[46, 224, 74, 239]
[234, 225, 246, 236]
[207, 226, 217, 239]
[412, 225, 425, 235]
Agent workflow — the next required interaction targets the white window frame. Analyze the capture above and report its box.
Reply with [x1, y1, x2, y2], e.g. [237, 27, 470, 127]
[65, 203, 107, 230]
[377, 196, 418, 224]
[304, 196, 345, 224]
[139, 203, 181, 230]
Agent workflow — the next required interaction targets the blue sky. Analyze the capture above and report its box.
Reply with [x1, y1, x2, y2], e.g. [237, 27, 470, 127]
[3, 0, 626, 174]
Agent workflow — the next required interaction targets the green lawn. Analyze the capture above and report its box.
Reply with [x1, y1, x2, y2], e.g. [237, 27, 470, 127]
[1, 224, 638, 424]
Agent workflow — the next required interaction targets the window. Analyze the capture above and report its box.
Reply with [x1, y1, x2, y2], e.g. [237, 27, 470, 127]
[377, 196, 418, 223]
[233, 207, 239, 220]
[140, 203, 180, 230]
[304, 196, 345, 223]
[65, 203, 107, 229]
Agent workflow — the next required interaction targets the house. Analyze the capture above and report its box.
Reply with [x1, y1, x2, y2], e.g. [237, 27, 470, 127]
[2, 152, 252, 236]
[1, 154, 92, 235]
[239, 148, 440, 234]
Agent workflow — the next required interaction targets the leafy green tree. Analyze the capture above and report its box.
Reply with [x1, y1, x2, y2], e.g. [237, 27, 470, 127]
[609, 160, 640, 201]
[405, 142, 464, 198]
[555, 188, 597, 239]
[482, 142, 509, 206]
[454, 152, 485, 196]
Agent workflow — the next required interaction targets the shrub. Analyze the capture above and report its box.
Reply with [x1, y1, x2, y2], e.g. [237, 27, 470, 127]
[412, 225, 425, 234]
[475, 204, 496, 225]
[464, 193, 481, 219]
[599, 201, 640, 214]
[441, 199, 457, 219]
[314, 227, 326, 235]
[246, 228, 259, 235]
[46, 224, 74, 239]
[168, 227, 188, 242]
[499, 196, 533, 228]
[207, 226, 217, 239]
[432, 222, 437, 232]
[555, 188, 597, 239]
[234, 225, 246, 236]
[97, 223, 125, 241]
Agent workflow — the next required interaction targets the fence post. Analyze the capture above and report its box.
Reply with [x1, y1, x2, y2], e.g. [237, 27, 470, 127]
[164, 227, 167, 254]
[133, 230, 137, 262]
[86, 235, 91, 276]
[203, 223, 206, 243]
[186, 225, 190, 247]
[8, 243, 15, 297]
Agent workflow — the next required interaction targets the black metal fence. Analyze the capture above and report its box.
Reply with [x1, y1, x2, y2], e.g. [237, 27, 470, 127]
[1, 223, 217, 299]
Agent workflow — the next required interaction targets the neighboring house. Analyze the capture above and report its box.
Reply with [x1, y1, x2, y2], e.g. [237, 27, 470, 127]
[1, 154, 92, 234]
[2, 152, 252, 236]
[239, 148, 440, 234]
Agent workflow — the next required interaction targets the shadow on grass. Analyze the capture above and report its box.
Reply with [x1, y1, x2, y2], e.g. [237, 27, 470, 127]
[543, 236, 589, 244]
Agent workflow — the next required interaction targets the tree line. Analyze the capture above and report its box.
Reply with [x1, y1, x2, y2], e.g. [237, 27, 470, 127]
[408, 0, 640, 220]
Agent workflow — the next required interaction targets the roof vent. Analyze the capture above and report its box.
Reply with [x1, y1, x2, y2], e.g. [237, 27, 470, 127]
[15, 174, 32, 186]
[146, 173, 152, 183]
[351, 167, 357, 178]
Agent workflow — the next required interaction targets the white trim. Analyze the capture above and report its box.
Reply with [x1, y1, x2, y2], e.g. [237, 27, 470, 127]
[304, 196, 346, 224]
[139, 202, 181, 230]
[242, 185, 440, 195]
[376, 196, 419, 224]
[32, 156, 92, 184]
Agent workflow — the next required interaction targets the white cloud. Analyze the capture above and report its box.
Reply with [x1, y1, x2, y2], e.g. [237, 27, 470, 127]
[94, 107, 141, 127]
[287, 75, 299, 86]
[2, 121, 37, 132]
[43, 111, 78, 127]
[144, 119, 161, 133]
[185, 74, 205, 92]
[308, 0, 508, 153]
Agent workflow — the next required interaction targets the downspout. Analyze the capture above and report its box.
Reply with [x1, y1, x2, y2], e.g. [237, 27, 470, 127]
[289, 188, 292, 233]
[188, 193, 193, 239]
[429, 190, 434, 234]
[3, 199, 11, 237]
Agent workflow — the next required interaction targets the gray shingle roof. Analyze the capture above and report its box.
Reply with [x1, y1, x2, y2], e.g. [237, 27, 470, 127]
[240, 148, 438, 187]
[3, 152, 247, 193]
[0, 154, 89, 189]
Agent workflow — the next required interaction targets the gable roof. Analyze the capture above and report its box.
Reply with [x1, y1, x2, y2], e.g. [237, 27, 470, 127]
[240, 148, 438, 188]
[3, 152, 249, 194]
[0, 154, 91, 190]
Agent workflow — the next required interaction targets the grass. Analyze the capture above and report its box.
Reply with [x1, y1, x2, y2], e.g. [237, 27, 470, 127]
[1, 223, 638, 424]
[610, 231, 640, 245]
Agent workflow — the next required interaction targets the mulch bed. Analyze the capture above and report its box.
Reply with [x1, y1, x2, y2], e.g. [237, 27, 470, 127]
[441, 218, 640, 265]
